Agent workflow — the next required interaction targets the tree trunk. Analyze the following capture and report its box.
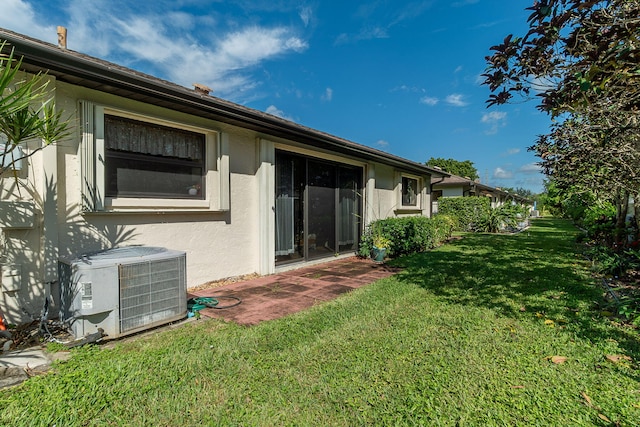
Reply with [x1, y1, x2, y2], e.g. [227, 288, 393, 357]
[634, 192, 640, 242]
[615, 190, 630, 246]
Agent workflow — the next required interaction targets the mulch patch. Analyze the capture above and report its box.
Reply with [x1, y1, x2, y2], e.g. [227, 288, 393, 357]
[1, 320, 73, 353]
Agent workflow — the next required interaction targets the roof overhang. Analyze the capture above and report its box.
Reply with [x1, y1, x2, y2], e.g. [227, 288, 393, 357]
[0, 28, 448, 178]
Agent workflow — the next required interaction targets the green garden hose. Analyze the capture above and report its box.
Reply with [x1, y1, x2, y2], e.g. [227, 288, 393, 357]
[187, 296, 242, 312]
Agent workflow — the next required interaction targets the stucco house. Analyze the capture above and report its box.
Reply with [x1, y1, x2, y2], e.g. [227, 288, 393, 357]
[0, 28, 447, 326]
[431, 174, 514, 213]
[431, 173, 534, 214]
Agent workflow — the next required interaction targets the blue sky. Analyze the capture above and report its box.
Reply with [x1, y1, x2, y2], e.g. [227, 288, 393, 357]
[1, 0, 548, 192]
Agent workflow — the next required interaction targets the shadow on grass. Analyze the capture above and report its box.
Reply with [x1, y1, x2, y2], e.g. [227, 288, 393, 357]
[391, 217, 640, 361]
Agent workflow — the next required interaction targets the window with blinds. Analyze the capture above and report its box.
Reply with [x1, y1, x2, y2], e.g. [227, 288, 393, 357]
[104, 115, 206, 199]
[79, 100, 230, 212]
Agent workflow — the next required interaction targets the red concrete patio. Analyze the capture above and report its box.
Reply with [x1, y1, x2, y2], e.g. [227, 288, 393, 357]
[188, 257, 401, 325]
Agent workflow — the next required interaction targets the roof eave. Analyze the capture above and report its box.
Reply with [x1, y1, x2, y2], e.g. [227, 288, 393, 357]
[0, 28, 447, 178]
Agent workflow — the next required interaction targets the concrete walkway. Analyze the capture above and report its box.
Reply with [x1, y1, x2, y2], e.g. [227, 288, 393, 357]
[0, 348, 62, 389]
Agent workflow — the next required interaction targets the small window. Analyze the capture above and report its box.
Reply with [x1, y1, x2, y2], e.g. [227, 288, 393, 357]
[402, 176, 418, 206]
[104, 115, 206, 199]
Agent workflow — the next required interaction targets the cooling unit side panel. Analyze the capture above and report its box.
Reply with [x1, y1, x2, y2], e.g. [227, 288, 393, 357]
[58, 260, 120, 338]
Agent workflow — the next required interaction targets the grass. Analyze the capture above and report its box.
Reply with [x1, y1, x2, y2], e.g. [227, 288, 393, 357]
[1, 218, 639, 426]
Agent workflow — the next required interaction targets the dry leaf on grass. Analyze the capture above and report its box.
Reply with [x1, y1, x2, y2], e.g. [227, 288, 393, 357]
[597, 413, 611, 423]
[545, 355, 568, 364]
[606, 354, 632, 363]
[581, 392, 593, 408]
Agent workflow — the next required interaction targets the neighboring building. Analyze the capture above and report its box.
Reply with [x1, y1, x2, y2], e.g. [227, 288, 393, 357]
[0, 28, 447, 325]
[431, 174, 531, 213]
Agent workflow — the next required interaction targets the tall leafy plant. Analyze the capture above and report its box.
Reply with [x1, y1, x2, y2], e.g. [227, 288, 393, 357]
[0, 40, 71, 174]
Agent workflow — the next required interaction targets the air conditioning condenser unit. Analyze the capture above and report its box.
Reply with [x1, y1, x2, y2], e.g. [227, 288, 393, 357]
[58, 246, 187, 339]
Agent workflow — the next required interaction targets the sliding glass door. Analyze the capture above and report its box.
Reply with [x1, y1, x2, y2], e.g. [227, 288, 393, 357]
[307, 159, 336, 260]
[275, 153, 304, 261]
[338, 167, 361, 254]
[275, 151, 362, 266]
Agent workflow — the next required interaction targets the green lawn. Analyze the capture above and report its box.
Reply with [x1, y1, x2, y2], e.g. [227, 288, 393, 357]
[2, 218, 639, 426]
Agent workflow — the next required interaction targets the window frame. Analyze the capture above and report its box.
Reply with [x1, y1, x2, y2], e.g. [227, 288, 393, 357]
[394, 172, 424, 213]
[103, 113, 207, 201]
[401, 175, 419, 207]
[81, 101, 228, 212]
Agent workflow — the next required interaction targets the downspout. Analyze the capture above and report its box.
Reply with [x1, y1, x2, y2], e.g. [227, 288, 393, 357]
[42, 121, 59, 316]
[430, 176, 446, 191]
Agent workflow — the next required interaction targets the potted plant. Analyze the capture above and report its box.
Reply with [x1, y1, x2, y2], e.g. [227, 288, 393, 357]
[371, 233, 391, 263]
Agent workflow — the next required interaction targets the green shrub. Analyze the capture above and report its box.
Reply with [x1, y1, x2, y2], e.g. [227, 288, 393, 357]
[585, 245, 640, 277]
[581, 201, 616, 244]
[359, 216, 453, 258]
[475, 203, 528, 233]
[437, 197, 490, 231]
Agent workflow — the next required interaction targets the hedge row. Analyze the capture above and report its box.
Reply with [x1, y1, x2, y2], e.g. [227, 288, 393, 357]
[437, 196, 490, 231]
[359, 215, 455, 258]
[438, 196, 529, 233]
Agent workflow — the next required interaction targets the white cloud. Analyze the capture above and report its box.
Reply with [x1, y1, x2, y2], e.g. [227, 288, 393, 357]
[389, 2, 434, 26]
[299, 6, 313, 27]
[321, 87, 333, 101]
[493, 167, 513, 179]
[519, 163, 542, 174]
[445, 94, 469, 107]
[504, 148, 521, 156]
[2, 0, 309, 100]
[471, 20, 504, 30]
[376, 139, 389, 148]
[0, 0, 55, 41]
[454, 65, 463, 73]
[216, 27, 307, 67]
[420, 96, 439, 106]
[265, 105, 294, 121]
[392, 85, 425, 93]
[481, 111, 507, 135]
[335, 26, 389, 44]
[481, 111, 507, 123]
[489, 163, 544, 193]
[341, 2, 432, 44]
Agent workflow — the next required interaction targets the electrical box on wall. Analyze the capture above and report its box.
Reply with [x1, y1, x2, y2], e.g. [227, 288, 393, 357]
[1, 264, 22, 292]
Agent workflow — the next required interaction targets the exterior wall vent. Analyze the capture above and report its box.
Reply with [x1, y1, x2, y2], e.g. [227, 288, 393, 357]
[58, 246, 187, 339]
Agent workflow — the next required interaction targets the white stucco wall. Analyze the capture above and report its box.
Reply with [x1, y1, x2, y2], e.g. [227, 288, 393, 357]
[1, 80, 265, 324]
[369, 163, 397, 220]
[443, 187, 464, 197]
[54, 82, 263, 287]
[367, 163, 431, 222]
